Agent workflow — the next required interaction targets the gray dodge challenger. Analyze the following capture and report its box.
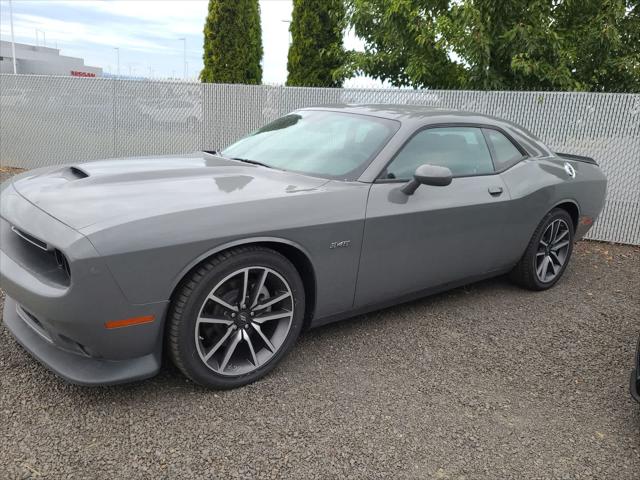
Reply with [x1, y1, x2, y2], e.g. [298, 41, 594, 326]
[0, 105, 607, 389]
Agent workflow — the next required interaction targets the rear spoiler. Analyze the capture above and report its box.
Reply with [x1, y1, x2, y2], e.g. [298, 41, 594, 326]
[555, 152, 598, 166]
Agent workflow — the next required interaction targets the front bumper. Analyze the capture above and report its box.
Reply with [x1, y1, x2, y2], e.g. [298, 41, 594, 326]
[4, 296, 160, 386]
[1, 184, 167, 385]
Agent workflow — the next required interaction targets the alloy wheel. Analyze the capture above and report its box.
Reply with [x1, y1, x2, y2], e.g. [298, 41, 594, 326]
[194, 266, 294, 376]
[536, 219, 571, 283]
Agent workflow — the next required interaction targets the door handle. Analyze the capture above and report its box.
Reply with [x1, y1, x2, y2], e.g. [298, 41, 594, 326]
[488, 186, 503, 196]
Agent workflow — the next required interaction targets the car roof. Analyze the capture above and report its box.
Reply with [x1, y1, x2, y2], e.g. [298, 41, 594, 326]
[300, 103, 551, 160]
[302, 103, 525, 130]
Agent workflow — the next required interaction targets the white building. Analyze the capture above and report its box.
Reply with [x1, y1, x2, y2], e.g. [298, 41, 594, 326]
[0, 40, 102, 77]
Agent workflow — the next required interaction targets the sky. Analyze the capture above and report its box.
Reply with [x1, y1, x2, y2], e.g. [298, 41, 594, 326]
[0, 0, 375, 85]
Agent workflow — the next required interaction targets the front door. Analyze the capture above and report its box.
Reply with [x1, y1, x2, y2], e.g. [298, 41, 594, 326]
[354, 125, 514, 308]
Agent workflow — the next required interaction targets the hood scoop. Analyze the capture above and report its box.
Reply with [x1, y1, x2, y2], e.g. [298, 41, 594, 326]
[64, 166, 90, 180]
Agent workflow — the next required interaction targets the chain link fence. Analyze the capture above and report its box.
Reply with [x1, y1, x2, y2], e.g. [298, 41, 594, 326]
[1, 74, 639, 245]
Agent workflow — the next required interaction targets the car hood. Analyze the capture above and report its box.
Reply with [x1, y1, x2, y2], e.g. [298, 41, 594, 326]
[11, 152, 329, 231]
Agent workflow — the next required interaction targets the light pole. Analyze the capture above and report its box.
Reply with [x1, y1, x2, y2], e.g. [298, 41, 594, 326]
[179, 38, 187, 80]
[36, 29, 46, 47]
[281, 20, 292, 46]
[114, 47, 120, 78]
[8, 0, 17, 74]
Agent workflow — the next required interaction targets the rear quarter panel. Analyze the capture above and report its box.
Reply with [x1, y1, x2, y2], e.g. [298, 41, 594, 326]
[500, 156, 607, 266]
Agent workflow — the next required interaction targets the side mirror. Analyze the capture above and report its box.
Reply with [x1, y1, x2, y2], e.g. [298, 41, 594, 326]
[401, 164, 453, 195]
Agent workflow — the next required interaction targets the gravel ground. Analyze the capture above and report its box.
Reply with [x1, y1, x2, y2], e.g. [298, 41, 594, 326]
[1, 241, 639, 479]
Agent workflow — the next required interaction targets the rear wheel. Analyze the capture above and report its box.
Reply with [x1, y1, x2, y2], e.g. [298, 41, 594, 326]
[510, 208, 574, 290]
[167, 246, 305, 389]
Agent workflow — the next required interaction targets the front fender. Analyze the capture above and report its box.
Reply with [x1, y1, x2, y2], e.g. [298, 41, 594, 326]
[166, 236, 316, 295]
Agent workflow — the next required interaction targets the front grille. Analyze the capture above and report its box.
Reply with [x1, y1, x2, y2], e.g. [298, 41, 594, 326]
[2, 220, 71, 286]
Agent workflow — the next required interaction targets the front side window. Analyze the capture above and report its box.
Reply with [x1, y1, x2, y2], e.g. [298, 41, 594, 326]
[222, 110, 400, 179]
[383, 126, 494, 180]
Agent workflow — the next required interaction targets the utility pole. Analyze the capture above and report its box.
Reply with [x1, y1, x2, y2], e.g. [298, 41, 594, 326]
[179, 38, 187, 80]
[281, 20, 292, 46]
[114, 47, 120, 78]
[36, 29, 46, 47]
[9, 0, 17, 74]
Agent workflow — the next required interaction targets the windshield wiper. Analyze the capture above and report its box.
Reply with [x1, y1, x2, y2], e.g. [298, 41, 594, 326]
[229, 157, 274, 169]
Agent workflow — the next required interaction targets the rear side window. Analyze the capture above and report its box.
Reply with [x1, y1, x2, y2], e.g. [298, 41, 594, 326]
[383, 126, 494, 179]
[484, 129, 523, 170]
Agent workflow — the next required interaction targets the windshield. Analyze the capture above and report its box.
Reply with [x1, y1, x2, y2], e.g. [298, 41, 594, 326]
[221, 110, 400, 180]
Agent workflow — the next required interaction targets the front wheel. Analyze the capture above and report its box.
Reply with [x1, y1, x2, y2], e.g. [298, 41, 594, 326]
[510, 208, 575, 291]
[167, 246, 305, 389]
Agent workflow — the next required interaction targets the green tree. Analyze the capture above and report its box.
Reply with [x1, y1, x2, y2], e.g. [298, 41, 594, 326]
[555, 0, 640, 92]
[343, 0, 467, 89]
[286, 0, 346, 87]
[444, 0, 578, 90]
[344, 0, 640, 91]
[200, 0, 263, 84]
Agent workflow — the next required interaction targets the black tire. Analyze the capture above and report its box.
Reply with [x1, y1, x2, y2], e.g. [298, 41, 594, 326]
[167, 246, 305, 389]
[509, 208, 575, 291]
